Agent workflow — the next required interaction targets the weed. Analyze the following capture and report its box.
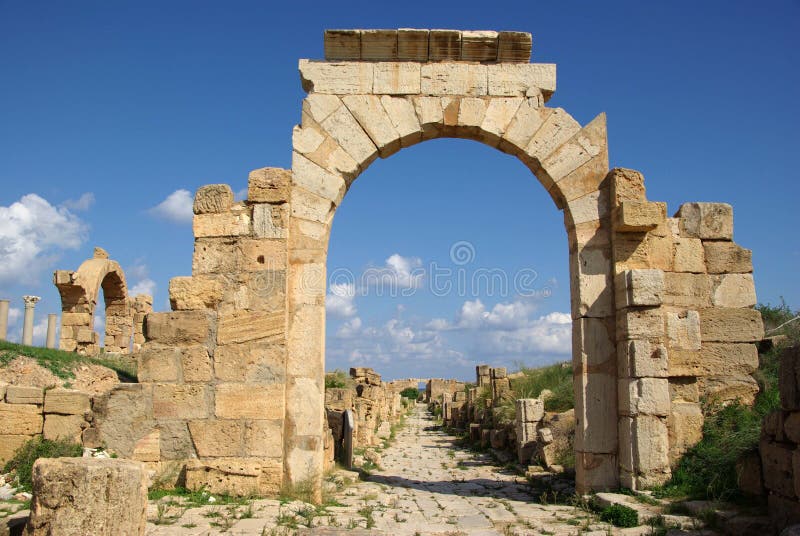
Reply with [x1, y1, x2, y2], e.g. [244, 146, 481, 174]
[3, 437, 83, 490]
[600, 504, 639, 528]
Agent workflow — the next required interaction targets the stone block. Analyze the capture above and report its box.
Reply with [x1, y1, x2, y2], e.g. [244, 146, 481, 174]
[323, 30, 361, 60]
[516, 398, 544, 423]
[168, 275, 223, 310]
[676, 202, 733, 240]
[189, 420, 244, 457]
[700, 308, 764, 343]
[61, 312, 90, 326]
[699, 375, 759, 405]
[461, 30, 498, 61]
[342, 95, 401, 157]
[662, 272, 712, 308]
[184, 458, 282, 496]
[0, 402, 42, 434]
[497, 31, 532, 62]
[704, 241, 752, 273]
[380, 96, 422, 147]
[44, 389, 90, 415]
[420, 63, 487, 96]
[373, 62, 421, 95]
[574, 372, 618, 453]
[360, 29, 397, 60]
[760, 439, 795, 498]
[217, 310, 284, 345]
[711, 273, 756, 308]
[673, 237, 705, 273]
[0, 434, 29, 465]
[768, 492, 800, 529]
[487, 63, 557, 97]
[615, 201, 665, 232]
[144, 311, 211, 346]
[666, 402, 703, 461]
[248, 167, 292, 204]
[631, 415, 670, 475]
[617, 308, 664, 341]
[618, 339, 668, 378]
[215, 383, 284, 420]
[27, 458, 147, 536]
[137, 346, 180, 382]
[298, 59, 373, 94]
[292, 152, 347, 204]
[252, 203, 288, 239]
[193, 184, 233, 214]
[666, 310, 701, 350]
[669, 377, 699, 403]
[320, 104, 378, 168]
[669, 342, 758, 377]
[781, 346, 800, 411]
[245, 419, 283, 457]
[181, 345, 212, 383]
[397, 28, 429, 61]
[619, 378, 670, 417]
[428, 29, 461, 60]
[193, 208, 251, 238]
[616, 269, 664, 308]
[43, 414, 85, 441]
[575, 451, 619, 493]
[214, 341, 285, 383]
[152, 384, 210, 420]
[6, 385, 43, 404]
[736, 450, 764, 496]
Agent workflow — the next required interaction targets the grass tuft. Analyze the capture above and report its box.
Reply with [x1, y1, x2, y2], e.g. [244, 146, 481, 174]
[3, 437, 83, 490]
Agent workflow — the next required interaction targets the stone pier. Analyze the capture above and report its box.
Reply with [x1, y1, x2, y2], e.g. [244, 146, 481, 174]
[22, 295, 40, 346]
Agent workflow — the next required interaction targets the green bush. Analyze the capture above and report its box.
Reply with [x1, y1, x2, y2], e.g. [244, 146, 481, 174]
[511, 363, 574, 412]
[324, 369, 351, 390]
[600, 504, 639, 527]
[399, 387, 419, 400]
[3, 437, 83, 490]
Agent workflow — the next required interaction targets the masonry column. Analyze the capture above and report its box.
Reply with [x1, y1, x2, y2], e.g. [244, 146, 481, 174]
[22, 295, 41, 346]
[0, 299, 9, 340]
[45, 314, 57, 349]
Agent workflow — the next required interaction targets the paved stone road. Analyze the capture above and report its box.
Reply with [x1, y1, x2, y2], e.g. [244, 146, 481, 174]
[146, 405, 651, 535]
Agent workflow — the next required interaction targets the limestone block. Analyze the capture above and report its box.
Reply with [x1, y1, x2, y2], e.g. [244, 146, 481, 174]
[157, 421, 195, 460]
[61, 312, 91, 326]
[609, 168, 646, 204]
[131, 429, 159, 462]
[676, 202, 733, 240]
[373, 62, 420, 94]
[662, 273, 712, 308]
[673, 238, 705, 273]
[168, 275, 223, 310]
[760, 439, 796, 498]
[284, 377, 324, 438]
[215, 383, 284, 420]
[784, 412, 800, 443]
[184, 458, 282, 496]
[613, 232, 675, 272]
[397, 28, 429, 60]
[619, 339, 668, 378]
[298, 60, 373, 94]
[666, 310, 701, 350]
[0, 382, 6, 400]
[181, 345, 212, 383]
[152, 384, 210, 419]
[497, 31, 532, 62]
[245, 419, 283, 457]
[487, 63, 556, 97]
[214, 341, 285, 383]
[573, 372, 618, 453]
[704, 241, 752, 273]
[420, 63, 487, 96]
[768, 493, 800, 529]
[6, 385, 43, 404]
[616, 269, 664, 308]
[324, 30, 361, 60]
[479, 97, 523, 145]
[516, 398, 544, 423]
[193, 208, 251, 238]
[144, 311, 211, 346]
[457, 97, 487, 133]
[360, 29, 397, 60]
[44, 389, 90, 415]
[0, 434, 29, 465]
[525, 107, 581, 163]
[669, 377, 700, 403]
[27, 458, 147, 536]
[193, 184, 233, 214]
[698, 375, 759, 405]
[631, 415, 670, 475]
[293, 152, 347, 204]
[380, 96, 422, 147]
[287, 305, 324, 378]
[248, 167, 292, 203]
[615, 201, 665, 232]
[572, 317, 615, 371]
[546, 114, 608, 195]
[781, 346, 800, 411]
[619, 378, 670, 416]
[428, 29, 461, 60]
[342, 95, 401, 157]
[700, 308, 764, 342]
[253, 203, 288, 239]
[217, 310, 284, 345]
[237, 239, 287, 274]
[137, 347, 180, 382]
[712, 273, 756, 308]
[566, 190, 610, 228]
[667, 402, 703, 460]
[575, 451, 619, 493]
[293, 122, 359, 180]
[0, 402, 41, 435]
[320, 104, 379, 168]
[500, 100, 549, 152]
[617, 309, 664, 341]
[43, 414, 85, 441]
[75, 327, 96, 343]
[189, 420, 243, 457]
[669, 343, 758, 377]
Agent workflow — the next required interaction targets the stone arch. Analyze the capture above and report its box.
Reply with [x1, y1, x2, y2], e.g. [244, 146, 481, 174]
[54, 247, 137, 355]
[285, 55, 617, 495]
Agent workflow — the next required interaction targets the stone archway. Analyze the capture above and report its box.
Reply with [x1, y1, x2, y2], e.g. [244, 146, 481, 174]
[134, 29, 762, 500]
[54, 247, 144, 355]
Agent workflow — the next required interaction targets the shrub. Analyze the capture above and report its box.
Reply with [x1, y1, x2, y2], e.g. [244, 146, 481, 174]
[324, 369, 351, 390]
[511, 363, 574, 412]
[399, 387, 419, 400]
[600, 504, 639, 527]
[3, 437, 83, 490]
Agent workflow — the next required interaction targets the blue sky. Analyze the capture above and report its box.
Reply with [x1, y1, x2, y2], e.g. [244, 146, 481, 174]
[0, 1, 797, 380]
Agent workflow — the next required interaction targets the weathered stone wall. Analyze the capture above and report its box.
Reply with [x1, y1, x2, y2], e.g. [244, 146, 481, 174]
[426, 378, 465, 406]
[0, 384, 92, 464]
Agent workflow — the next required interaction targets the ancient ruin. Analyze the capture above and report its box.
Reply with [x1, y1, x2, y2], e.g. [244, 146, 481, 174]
[26, 29, 763, 501]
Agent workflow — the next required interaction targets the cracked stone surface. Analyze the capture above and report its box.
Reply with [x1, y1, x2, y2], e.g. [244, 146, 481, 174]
[145, 405, 659, 535]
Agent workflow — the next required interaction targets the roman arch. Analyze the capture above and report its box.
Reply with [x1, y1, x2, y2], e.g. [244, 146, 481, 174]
[128, 29, 763, 500]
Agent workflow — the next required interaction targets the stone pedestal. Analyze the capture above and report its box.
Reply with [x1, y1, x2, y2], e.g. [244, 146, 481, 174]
[26, 457, 147, 536]
[22, 295, 40, 346]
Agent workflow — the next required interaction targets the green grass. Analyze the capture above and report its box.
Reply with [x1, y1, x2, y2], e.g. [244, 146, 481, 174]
[148, 486, 251, 506]
[0, 340, 137, 382]
[3, 437, 83, 490]
[599, 504, 639, 527]
[511, 363, 574, 412]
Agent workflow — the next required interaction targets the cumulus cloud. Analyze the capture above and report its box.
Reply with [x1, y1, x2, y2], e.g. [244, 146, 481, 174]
[0, 194, 89, 285]
[126, 262, 156, 298]
[326, 283, 357, 318]
[362, 254, 424, 294]
[129, 278, 156, 297]
[61, 192, 95, 212]
[149, 189, 193, 224]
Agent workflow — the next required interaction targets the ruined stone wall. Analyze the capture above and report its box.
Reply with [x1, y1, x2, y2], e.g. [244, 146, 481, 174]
[426, 378, 465, 406]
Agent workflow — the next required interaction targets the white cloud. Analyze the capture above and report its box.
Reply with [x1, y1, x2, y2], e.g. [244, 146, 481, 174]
[362, 254, 424, 293]
[0, 194, 89, 285]
[149, 189, 193, 224]
[456, 298, 539, 330]
[93, 312, 105, 333]
[61, 192, 95, 211]
[336, 316, 362, 338]
[125, 262, 156, 298]
[129, 278, 156, 297]
[326, 283, 357, 318]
